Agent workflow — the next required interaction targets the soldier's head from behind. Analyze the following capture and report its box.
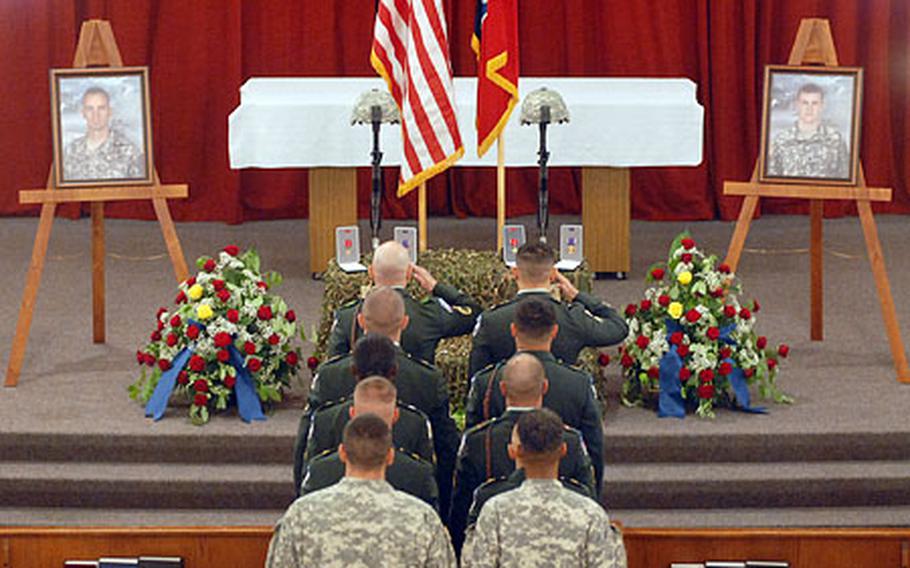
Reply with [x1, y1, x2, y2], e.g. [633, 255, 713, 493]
[508, 408, 567, 479]
[339, 413, 394, 478]
[513, 242, 557, 289]
[795, 82, 825, 132]
[499, 352, 549, 408]
[351, 333, 399, 381]
[351, 375, 399, 426]
[511, 297, 558, 351]
[370, 241, 411, 286]
[358, 286, 409, 341]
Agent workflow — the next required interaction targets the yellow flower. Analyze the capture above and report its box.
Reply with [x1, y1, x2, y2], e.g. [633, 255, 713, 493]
[668, 302, 684, 319]
[677, 271, 693, 285]
[188, 284, 204, 301]
[196, 304, 214, 320]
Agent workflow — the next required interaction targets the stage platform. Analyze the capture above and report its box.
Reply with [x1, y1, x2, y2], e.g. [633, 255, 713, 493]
[1, 214, 909, 528]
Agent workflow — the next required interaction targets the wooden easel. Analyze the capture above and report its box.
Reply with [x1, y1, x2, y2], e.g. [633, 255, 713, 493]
[723, 18, 909, 383]
[4, 20, 189, 387]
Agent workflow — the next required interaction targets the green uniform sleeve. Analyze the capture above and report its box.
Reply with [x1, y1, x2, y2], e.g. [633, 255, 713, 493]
[569, 292, 629, 348]
[326, 305, 356, 358]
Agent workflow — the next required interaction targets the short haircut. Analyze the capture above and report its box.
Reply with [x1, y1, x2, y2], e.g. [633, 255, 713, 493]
[82, 86, 110, 105]
[354, 376, 397, 406]
[342, 413, 391, 469]
[501, 352, 546, 403]
[352, 334, 398, 380]
[516, 242, 556, 282]
[361, 286, 406, 337]
[372, 241, 410, 284]
[797, 83, 824, 100]
[514, 297, 557, 342]
[516, 408, 564, 455]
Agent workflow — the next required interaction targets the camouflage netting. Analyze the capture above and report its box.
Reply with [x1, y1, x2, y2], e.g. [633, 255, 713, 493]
[315, 248, 603, 411]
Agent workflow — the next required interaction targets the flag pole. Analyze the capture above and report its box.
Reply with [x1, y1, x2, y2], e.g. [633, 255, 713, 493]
[418, 181, 427, 252]
[496, 134, 506, 251]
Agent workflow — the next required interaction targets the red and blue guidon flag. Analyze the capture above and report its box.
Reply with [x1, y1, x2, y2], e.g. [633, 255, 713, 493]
[472, 0, 519, 157]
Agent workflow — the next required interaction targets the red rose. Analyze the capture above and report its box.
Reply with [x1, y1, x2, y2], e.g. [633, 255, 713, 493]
[710, 288, 725, 298]
[286, 310, 297, 323]
[699, 369, 714, 383]
[706, 327, 720, 341]
[685, 309, 701, 323]
[677, 344, 690, 357]
[679, 367, 692, 382]
[157, 307, 168, 318]
[244, 341, 257, 355]
[669, 332, 684, 346]
[739, 308, 751, 320]
[136, 351, 145, 365]
[150, 330, 162, 342]
[778, 344, 790, 358]
[636, 335, 650, 349]
[650, 268, 665, 280]
[212, 279, 226, 291]
[217, 349, 230, 363]
[170, 315, 181, 328]
[718, 361, 733, 376]
[257, 306, 273, 321]
[681, 253, 693, 264]
[217, 289, 231, 303]
[177, 371, 189, 385]
[753, 299, 761, 313]
[597, 353, 611, 366]
[247, 358, 262, 372]
[268, 333, 280, 346]
[214, 332, 232, 348]
[723, 305, 737, 318]
[166, 333, 178, 347]
[227, 309, 240, 323]
[285, 352, 300, 367]
[640, 299, 652, 311]
[767, 358, 778, 370]
[756, 336, 767, 349]
[658, 294, 671, 307]
[144, 353, 156, 367]
[718, 263, 731, 274]
[624, 304, 637, 317]
[157, 320, 165, 332]
[193, 393, 208, 406]
[175, 291, 187, 304]
[698, 384, 715, 399]
[720, 346, 732, 359]
[193, 378, 208, 392]
[647, 366, 660, 379]
[185, 277, 196, 287]
[621, 353, 634, 368]
[224, 374, 237, 389]
[189, 355, 206, 372]
[681, 237, 696, 250]
[204, 259, 216, 273]
[744, 367, 755, 378]
[158, 358, 171, 371]
[223, 245, 240, 257]
[186, 325, 201, 340]
[257, 281, 269, 290]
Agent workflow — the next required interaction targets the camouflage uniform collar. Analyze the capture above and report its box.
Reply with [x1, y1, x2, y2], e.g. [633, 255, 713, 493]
[339, 477, 394, 491]
[521, 478, 563, 489]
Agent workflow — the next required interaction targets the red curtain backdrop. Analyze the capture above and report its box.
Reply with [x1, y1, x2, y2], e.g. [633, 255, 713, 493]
[1, 1, 908, 223]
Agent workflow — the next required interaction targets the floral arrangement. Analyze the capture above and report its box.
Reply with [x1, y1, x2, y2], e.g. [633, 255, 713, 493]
[129, 245, 302, 425]
[618, 233, 791, 418]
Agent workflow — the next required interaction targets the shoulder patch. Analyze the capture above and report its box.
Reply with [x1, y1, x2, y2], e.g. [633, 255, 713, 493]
[454, 304, 474, 316]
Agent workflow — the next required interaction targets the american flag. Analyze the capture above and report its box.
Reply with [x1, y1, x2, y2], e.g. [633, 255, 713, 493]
[371, 0, 464, 197]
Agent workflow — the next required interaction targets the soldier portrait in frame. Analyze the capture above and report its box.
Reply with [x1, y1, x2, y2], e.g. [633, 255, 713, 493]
[51, 67, 153, 188]
[759, 65, 862, 186]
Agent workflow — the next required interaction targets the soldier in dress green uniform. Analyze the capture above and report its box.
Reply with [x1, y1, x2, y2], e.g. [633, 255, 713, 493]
[449, 354, 595, 554]
[469, 242, 627, 376]
[327, 240, 480, 364]
[465, 297, 605, 492]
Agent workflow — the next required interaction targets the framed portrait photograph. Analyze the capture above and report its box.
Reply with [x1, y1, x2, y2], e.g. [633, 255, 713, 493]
[50, 66, 154, 188]
[759, 65, 863, 186]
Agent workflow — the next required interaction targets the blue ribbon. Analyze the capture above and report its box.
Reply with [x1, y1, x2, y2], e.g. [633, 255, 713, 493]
[144, 322, 266, 423]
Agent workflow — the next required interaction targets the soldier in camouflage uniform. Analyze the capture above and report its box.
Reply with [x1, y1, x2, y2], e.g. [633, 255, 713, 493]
[266, 414, 455, 567]
[449, 354, 595, 554]
[327, 240, 480, 364]
[469, 242, 627, 376]
[465, 297, 605, 492]
[62, 87, 145, 182]
[462, 409, 626, 568]
[767, 82, 850, 180]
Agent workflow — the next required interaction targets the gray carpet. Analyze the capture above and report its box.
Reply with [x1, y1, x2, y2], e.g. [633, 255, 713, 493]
[1, 214, 909, 527]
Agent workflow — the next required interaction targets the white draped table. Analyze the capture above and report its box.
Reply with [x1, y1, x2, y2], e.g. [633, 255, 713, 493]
[229, 77, 704, 274]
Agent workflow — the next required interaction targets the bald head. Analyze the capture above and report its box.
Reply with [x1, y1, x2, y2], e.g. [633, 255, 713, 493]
[371, 241, 411, 285]
[353, 376, 397, 426]
[500, 353, 547, 407]
[360, 286, 407, 338]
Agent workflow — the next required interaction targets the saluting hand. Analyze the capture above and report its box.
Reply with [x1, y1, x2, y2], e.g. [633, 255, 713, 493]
[411, 263, 438, 292]
[552, 271, 579, 302]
